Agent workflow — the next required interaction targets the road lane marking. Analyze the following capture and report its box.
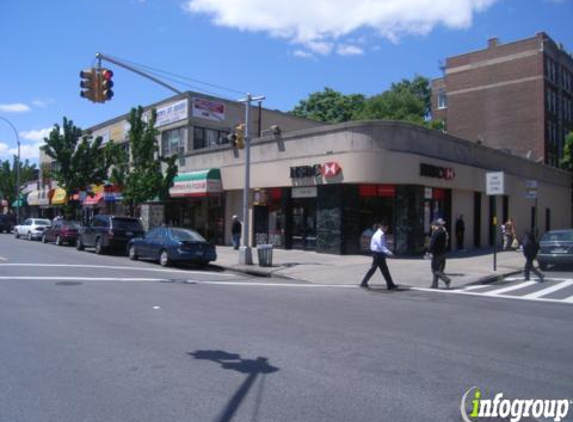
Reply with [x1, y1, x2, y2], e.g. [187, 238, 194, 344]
[481, 281, 536, 296]
[0, 263, 236, 277]
[563, 295, 573, 303]
[0, 256, 6, 261]
[520, 280, 573, 299]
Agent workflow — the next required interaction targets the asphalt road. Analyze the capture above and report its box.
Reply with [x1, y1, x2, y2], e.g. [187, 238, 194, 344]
[1, 234, 572, 422]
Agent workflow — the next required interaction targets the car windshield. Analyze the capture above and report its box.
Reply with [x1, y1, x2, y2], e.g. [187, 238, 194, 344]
[541, 231, 573, 242]
[170, 228, 206, 242]
[113, 218, 143, 231]
[36, 220, 51, 226]
[62, 221, 81, 229]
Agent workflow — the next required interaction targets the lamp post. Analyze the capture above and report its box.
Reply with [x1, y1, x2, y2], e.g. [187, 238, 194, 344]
[238, 93, 265, 265]
[0, 116, 21, 224]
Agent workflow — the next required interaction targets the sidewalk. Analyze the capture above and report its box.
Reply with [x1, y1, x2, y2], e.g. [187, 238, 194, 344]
[212, 246, 525, 289]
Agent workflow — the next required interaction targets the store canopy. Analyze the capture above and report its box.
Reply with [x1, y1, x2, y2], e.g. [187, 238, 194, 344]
[51, 188, 67, 205]
[84, 192, 104, 206]
[27, 190, 40, 206]
[11, 194, 27, 207]
[38, 189, 51, 207]
[169, 169, 222, 198]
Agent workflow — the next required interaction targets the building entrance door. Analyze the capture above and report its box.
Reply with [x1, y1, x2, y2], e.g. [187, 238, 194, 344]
[291, 198, 316, 250]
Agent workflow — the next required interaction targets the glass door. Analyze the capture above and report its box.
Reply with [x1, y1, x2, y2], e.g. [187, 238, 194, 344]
[291, 199, 316, 250]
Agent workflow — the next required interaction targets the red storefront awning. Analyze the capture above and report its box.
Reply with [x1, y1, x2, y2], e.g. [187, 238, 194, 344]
[84, 192, 104, 205]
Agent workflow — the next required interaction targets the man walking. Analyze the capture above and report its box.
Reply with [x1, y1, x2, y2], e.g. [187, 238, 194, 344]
[522, 231, 544, 282]
[231, 215, 241, 250]
[429, 218, 451, 289]
[455, 214, 465, 251]
[360, 222, 398, 290]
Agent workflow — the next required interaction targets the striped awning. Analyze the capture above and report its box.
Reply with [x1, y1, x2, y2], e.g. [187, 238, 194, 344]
[169, 169, 222, 198]
[27, 190, 40, 206]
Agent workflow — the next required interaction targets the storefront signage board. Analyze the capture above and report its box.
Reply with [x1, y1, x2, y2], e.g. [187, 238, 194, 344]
[156, 99, 188, 127]
[290, 162, 342, 179]
[486, 172, 505, 196]
[292, 187, 317, 198]
[192, 97, 225, 122]
[420, 163, 455, 180]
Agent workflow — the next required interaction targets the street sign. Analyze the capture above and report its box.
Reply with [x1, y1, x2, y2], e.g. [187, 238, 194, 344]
[525, 180, 538, 199]
[486, 172, 505, 196]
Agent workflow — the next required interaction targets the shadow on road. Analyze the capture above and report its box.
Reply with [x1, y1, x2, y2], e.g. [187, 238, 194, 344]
[188, 350, 279, 422]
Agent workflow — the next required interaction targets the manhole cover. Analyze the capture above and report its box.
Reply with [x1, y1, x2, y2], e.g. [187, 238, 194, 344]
[55, 281, 83, 286]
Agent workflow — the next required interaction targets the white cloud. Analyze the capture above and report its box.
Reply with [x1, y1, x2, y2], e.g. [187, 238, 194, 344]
[20, 127, 52, 142]
[336, 44, 364, 56]
[293, 50, 314, 58]
[0, 103, 31, 113]
[14, 141, 44, 160]
[0, 143, 8, 154]
[31, 98, 55, 108]
[183, 0, 500, 55]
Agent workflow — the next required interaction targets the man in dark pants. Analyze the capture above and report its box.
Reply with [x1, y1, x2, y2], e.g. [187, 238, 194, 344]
[522, 231, 545, 282]
[429, 218, 451, 289]
[231, 215, 241, 250]
[360, 222, 398, 290]
[455, 214, 465, 251]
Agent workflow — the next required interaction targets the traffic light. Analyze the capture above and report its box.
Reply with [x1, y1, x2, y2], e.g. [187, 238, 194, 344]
[235, 124, 245, 149]
[99, 68, 114, 102]
[80, 68, 97, 102]
[226, 132, 238, 148]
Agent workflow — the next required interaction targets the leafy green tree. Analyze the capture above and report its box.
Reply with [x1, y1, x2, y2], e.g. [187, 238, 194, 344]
[291, 88, 366, 123]
[108, 106, 177, 216]
[560, 132, 573, 171]
[41, 117, 113, 218]
[0, 156, 37, 209]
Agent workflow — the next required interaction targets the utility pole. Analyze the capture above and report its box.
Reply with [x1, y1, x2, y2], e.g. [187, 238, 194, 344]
[238, 93, 265, 265]
[0, 116, 21, 224]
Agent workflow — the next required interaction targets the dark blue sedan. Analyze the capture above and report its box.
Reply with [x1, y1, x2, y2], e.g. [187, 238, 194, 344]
[127, 227, 217, 267]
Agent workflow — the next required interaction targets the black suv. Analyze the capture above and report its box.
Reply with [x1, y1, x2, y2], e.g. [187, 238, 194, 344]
[76, 215, 145, 254]
[0, 214, 14, 233]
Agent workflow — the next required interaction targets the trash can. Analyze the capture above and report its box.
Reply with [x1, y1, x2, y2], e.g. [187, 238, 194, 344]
[257, 244, 273, 267]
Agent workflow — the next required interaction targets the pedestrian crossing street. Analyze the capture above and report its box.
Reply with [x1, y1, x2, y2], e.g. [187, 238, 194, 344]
[412, 277, 573, 305]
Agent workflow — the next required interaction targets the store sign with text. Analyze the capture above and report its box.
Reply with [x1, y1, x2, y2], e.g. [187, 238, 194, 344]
[290, 162, 342, 179]
[420, 163, 455, 180]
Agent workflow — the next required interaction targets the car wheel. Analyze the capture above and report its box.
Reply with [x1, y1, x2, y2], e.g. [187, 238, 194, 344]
[42, 234, 47, 243]
[95, 238, 104, 255]
[159, 250, 170, 267]
[27, 232, 32, 241]
[76, 238, 84, 251]
[55, 236, 62, 246]
[129, 245, 138, 261]
[14, 231, 19, 239]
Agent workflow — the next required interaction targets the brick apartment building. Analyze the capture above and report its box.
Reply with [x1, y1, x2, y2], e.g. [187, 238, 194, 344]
[431, 32, 573, 167]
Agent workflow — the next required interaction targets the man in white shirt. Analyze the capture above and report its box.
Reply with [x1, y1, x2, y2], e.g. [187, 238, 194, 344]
[360, 222, 398, 290]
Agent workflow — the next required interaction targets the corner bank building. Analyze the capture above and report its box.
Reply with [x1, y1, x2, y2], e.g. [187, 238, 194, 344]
[82, 92, 571, 256]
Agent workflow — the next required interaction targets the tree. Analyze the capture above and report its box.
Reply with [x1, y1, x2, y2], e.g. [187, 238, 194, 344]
[291, 88, 366, 123]
[0, 156, 37, 209]
[108, 106, 177, 216]
[41, 117, 113, 218]
[560, 132, 573, 171]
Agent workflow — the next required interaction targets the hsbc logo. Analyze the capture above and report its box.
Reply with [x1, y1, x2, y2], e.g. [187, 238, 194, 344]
[290, 162, 342, 179]
[420, 163, 455, 180]
[321, 162, 342, 178]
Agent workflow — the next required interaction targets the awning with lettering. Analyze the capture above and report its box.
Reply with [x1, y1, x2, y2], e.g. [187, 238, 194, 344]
[169, 169, 222, 198]
[51, 188, 67, 205]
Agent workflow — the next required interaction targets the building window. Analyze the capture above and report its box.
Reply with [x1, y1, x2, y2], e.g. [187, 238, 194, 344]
[161, 127, 186, 157]
[437, 89, 447, 109]
[191, 125, 230, 151]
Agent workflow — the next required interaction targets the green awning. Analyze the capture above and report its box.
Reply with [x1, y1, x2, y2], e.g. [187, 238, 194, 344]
[12, 194, 27, 207]
[169, 169, 222, 198]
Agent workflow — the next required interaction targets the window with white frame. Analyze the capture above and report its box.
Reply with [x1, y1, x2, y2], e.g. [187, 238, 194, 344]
[437, 89, 447, 109]
[161, 127, 186, 157]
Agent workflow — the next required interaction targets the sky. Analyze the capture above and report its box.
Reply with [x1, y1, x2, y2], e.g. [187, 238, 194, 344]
[1, 0, 572, 164]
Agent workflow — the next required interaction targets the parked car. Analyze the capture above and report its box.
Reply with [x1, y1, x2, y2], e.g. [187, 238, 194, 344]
[42, 219, 80, 246]
[76, 215, 145, 254]
[14, 218, 52, 240]
[0, 214, 14, 233]
[537, 229, 573, 270]
[128, 227, 217, 267]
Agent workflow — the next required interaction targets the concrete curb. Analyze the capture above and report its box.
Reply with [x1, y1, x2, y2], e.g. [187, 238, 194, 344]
[470, 270, 523, 286]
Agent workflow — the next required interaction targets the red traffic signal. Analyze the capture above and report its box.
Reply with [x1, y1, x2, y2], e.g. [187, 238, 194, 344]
[99, 68, 114, 102]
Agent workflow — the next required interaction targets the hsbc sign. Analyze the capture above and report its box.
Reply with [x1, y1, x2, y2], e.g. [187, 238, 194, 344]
[290, 162, 342, 179]
[420, 163, 455, 181]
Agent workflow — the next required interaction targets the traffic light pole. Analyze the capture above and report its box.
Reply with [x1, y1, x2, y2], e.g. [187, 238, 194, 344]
[239, 93, 265, 265]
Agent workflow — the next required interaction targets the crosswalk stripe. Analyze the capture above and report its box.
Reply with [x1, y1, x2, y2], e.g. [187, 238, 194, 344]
[563, 295, 573, 303]
[481, 281, 536, 296]
[520, 280, 573, 299]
